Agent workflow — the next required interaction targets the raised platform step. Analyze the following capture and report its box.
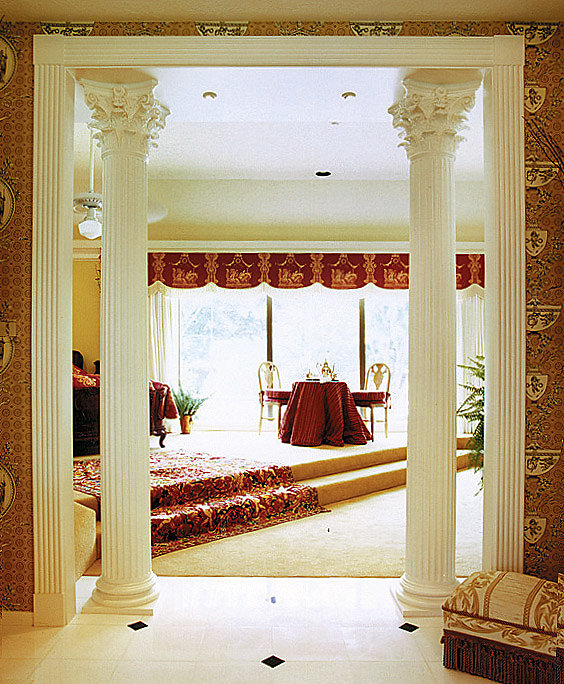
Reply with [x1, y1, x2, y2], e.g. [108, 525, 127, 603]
[307, 460, 406, 506]
[291, 445, 407, 482]
[301, 451, 471, 505]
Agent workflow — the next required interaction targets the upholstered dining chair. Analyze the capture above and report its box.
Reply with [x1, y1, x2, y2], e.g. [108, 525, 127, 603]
[352, 362, 391, 439]
[257, 361, 290, 434]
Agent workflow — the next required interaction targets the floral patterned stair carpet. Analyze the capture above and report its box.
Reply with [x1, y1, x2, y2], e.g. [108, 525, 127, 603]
[73, 449, 326, 558]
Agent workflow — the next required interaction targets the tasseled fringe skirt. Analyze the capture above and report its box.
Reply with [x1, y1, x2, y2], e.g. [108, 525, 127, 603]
[441, 630, 562, 684]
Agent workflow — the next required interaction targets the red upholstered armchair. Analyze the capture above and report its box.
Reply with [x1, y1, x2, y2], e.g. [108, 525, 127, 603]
[149, 380, 179, 447]
[72, 351, 178, 455]
[258, 361, 290, 434]
[352, 362, 391, 439]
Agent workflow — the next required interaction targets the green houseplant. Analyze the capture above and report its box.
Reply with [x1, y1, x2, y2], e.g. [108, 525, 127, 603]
[457, 355, 485, 475]
[171, 385, 207, 434]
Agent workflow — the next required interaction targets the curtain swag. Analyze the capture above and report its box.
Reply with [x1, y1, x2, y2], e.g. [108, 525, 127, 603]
[148, 253, 484, 291]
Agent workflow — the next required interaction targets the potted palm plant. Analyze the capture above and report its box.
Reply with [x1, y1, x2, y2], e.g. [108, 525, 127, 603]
[171, 385, 207, 434]
[457, 355, 485, 476]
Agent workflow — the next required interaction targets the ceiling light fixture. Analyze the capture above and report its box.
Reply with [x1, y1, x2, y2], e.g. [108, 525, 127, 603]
[202, 91, 217, 99]
[315, 171, 331, 177]
[73, 129, 102, 240]
[341, 91, 356, 99]
[148, 201, 168, 224]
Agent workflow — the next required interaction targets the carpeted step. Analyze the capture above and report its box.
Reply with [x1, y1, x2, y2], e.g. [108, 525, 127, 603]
[291, 445, 407, 481]
[304, 461, 407, 505]
[149, 456, 298, 510]
[303, 452, 471, 505]
[150, 483, 323, 555]
[73, 450, 327, 558]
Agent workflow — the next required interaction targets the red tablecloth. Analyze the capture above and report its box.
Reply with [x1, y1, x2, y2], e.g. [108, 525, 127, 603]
[279, 381, 371, 447]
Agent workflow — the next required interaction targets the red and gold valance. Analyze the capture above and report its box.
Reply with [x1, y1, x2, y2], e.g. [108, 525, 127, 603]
[148, 253, 484, 290]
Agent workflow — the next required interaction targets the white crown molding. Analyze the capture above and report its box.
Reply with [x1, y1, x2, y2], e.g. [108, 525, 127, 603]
[146, 240, 485, 254]
[34, 35, 523, 69]
[73, 240, 485, 259]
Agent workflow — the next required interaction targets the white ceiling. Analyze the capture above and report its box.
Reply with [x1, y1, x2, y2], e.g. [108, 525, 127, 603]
[75, 67, 483, 182]
[4, 0, 564, 21]
[73, 66, 484, 241]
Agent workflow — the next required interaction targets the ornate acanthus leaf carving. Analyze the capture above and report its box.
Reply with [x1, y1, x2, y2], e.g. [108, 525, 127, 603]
[80, 80, 169, 156]
[388, 78, 480, 158]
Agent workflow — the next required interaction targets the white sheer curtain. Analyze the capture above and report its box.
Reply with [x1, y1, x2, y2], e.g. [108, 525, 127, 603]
[456, 284, 485, 434]
[148, 289, 180, 388]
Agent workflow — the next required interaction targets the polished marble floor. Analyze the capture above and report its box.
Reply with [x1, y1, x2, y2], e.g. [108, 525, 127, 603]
[1, 577, 486, 683]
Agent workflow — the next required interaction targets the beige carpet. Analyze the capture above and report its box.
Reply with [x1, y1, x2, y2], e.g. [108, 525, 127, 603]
[86, 467, 482, 578]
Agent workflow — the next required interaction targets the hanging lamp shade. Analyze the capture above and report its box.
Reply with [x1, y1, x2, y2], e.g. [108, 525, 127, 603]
[78, 205, 102, 239]
[74, 191, 102, 240]
[73, 128, 102, 239]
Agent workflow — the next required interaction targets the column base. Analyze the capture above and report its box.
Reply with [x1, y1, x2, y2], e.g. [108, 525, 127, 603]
[82, 572, 159, 615]
[391, 573, 459, 618]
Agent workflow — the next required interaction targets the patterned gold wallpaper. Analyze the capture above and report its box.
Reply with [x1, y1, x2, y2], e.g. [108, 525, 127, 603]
[0, 18, 562, 612]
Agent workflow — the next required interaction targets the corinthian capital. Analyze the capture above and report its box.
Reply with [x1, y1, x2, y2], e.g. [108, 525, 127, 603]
[79, 79, 169, 156]
[388, 75, 480, 159]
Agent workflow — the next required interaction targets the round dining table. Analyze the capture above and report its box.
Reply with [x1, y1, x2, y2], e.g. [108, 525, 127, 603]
[277, 380, 371, 447]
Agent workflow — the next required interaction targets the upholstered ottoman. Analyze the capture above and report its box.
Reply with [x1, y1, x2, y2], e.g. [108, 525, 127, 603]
[441, 571, 563, 684]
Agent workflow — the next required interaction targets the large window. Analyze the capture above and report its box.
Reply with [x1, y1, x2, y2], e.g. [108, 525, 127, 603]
[173, 283, 481, 432]
[177, 286, 411, 431]
[364, 290, 409, 430]
[179, 289, 266, 429]
[272, 288, 359, 388]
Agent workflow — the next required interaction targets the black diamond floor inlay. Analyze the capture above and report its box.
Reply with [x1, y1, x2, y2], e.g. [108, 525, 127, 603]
[128, 621, 149, 631]
[262, 655, 285, 668]
[399, 622, 419, 632]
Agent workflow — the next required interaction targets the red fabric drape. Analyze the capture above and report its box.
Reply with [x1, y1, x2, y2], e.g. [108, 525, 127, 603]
[148, 253, 484, 290]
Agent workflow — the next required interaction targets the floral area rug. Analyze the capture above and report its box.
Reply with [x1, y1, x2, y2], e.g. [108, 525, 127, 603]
[73, 449, 326, 557]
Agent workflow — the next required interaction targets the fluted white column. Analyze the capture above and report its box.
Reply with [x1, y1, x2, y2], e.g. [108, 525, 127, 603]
[32, 63, 76, 626]
[482, 65, 525, 572]
[80, 79, 169, 612]
[389, 74, 481, 616]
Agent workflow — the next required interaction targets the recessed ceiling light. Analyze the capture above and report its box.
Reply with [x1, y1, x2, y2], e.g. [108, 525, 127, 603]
[341, 91, 356, 99]
[315, 171, 331, 177]
[202, 91, 217, 99]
